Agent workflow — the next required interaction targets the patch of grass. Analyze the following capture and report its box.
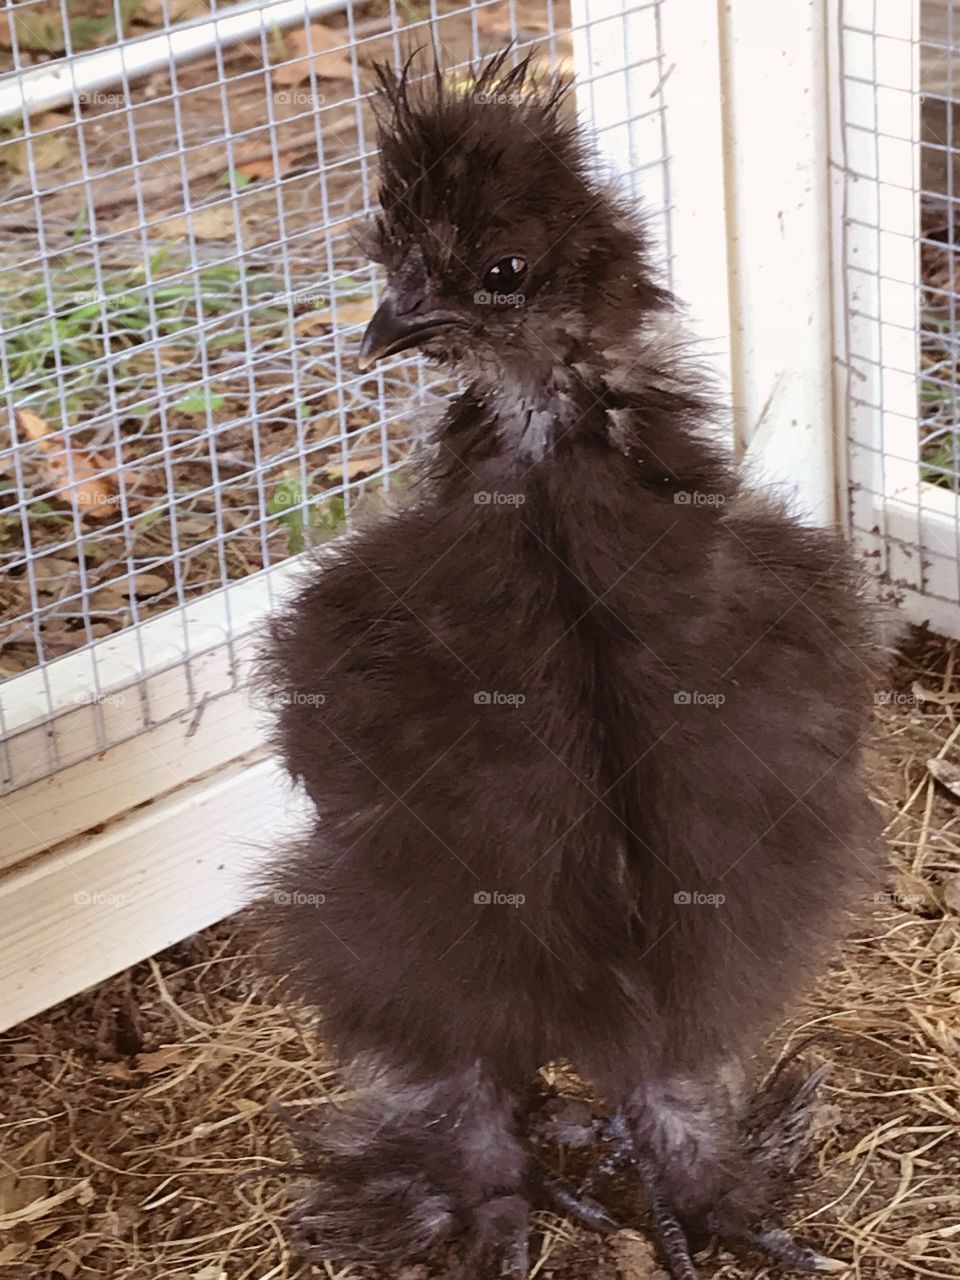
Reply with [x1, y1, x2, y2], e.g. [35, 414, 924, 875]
[921, 438, 960, 487]
[9, 0, 146, 54]
[265, 471, 408, 555]
[174, 390, 227, 415]
[919, 306, 960, 492]
[267, 473, 349, 555]
[3, 245, 288, 428]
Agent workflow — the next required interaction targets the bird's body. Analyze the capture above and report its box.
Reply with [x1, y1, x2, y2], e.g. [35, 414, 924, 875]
[258, 51, 880, 1278]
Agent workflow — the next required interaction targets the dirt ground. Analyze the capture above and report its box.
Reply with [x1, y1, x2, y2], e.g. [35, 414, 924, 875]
[1, 630, 960, 1280]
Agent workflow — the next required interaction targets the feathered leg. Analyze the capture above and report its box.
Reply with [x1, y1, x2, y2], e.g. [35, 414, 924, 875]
[539, 1061, 846, 1278]
[289, 1056, 530, 1276]
[627, 1061, 846, 1278]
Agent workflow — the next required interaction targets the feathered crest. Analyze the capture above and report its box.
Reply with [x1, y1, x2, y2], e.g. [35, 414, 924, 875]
[369, 44, 571, 140]
[362, 42, 586, 254]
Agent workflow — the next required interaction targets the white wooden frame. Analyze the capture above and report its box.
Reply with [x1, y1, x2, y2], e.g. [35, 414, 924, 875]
[0, 0, 347, 121]
[720, 0, 838, 524]
[832, 0, 960, 639]
[0, 756, 310, 1030]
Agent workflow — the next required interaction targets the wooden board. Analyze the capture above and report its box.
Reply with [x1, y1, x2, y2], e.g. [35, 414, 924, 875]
[0, 755, 311, 1031]
[2, 654, 267, 872]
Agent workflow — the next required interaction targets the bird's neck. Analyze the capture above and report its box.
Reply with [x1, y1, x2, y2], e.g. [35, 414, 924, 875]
[430, 344, 726, 508]
[462, 360, 609, 464]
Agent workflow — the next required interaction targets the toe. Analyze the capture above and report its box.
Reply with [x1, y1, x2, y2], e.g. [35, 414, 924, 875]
[539, 1172, 621, 1232]
[707, 1214, 849, 1275]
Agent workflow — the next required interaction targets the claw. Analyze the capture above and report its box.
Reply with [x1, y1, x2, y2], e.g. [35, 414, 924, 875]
[708, 1214, 849, 1275]
[532, 1105, 638, 1234]
[539, 1171, 621, 1232]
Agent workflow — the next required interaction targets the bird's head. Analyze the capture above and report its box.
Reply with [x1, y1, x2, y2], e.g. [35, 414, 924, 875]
[357, 49, 666, 391]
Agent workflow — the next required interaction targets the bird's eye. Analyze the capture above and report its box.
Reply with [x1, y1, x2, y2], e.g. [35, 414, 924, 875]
[482, 256, 527, 294]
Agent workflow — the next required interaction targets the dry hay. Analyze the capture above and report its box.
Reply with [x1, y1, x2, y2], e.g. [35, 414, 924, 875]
[2, 633, 960, 1278]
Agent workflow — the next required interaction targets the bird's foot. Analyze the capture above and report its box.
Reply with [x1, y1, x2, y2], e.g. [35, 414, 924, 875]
[633, 1157, 848, 1279]
[532, 1107, 636, 1232]
[534, 1105, 847, 1279]
[538, 1171, 621, 1232]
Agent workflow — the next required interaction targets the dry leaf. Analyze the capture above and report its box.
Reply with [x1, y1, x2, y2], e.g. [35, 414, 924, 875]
[0, 1133, 50, 1219]
[193, 1264, 227, 1280]
[272, 23, 353, 86]
[295, 298, 372, 338]
[0, 1178, 92, 1230]
[33, 556, 80, 586]
[928, 756, 960, 801]
[104, 1046, 183, 1077]
[61, 459, 120, 518]
[234, 149, 296, 181]
[610, 1228, 668, 1280]
[88, 582, 133, 613]
[231, 1097, 262, 1117]
[906, 1234, 931, 1258]
[133, 572, 169, 597]
[16, 408, 51, 443]
[324, 454, 378, 482]
[101, 1061, 136, 1081]
[16, 409, 117, 519]
[3, 129, 69, 173]
[7, 1039, 41, 1066]
[305, 299, 374, 331]
[45, 1227, 102, 1280]
[294, 312, 330, 338]
[2, 111, 72, 173]
[155, 206, 238, 242]
[0, 1241, 30, 1266]
[0, 1220, 61, 1267]
[4, 112, 73, 175]
[133, 1046, 184, 1073]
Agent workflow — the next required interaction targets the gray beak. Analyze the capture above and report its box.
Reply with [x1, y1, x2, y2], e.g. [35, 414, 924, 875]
[358, 292, 461, 370]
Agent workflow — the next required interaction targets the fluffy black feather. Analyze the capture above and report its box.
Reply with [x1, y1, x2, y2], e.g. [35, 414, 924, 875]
[254, 47, 883, 1278]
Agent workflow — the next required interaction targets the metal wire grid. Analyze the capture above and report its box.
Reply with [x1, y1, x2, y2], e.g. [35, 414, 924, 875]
[0, 0, 672, 786]
[838, 0, 960, 618]
[918, 1, 960, 496]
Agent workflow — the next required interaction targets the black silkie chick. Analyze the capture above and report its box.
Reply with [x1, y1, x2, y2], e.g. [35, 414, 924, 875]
[257, 50, 881, 1279]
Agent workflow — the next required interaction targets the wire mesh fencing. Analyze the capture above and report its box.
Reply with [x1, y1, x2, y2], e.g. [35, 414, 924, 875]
[838, 0, 960, 634]
[0, 0, 672, 789]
